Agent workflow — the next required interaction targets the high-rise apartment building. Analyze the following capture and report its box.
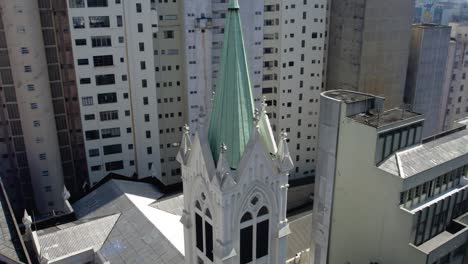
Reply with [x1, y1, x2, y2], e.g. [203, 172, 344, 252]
[67, 0, 162, 185]
[326, 0, 414, 109]
[405, 24, 451, 137]
[443, 23, 468, 131]
[0, 0, 87, 216]
[181, 0, 326, 180]
[313, 90, 468, 264]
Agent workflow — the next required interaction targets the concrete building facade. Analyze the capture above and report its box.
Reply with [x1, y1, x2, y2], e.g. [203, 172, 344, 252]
[405, 24, 451, 137]
[326, 0, 415, 109]
[0, 0, 87, 216]
[443, 23, 468, 131]
[313, 90, 468, 264]
[67, 0, 162, 185]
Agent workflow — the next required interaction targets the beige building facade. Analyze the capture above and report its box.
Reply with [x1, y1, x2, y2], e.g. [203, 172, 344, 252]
[313, 90, 468, 264]
[326, 0, 414, 109]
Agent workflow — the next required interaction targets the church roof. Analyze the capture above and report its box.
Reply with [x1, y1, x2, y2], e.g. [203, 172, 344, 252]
[208, 0, 255, 169]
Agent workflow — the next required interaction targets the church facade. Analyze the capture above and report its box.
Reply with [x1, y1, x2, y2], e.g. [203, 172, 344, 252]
[177, 0, 293, 263]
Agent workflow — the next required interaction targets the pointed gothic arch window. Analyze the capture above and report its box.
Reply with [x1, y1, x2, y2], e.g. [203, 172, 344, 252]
[240, 206, 270, 264]
[194, 199, 214, 262]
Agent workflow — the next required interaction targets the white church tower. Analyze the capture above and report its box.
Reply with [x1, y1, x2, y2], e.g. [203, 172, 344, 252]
[177, 0, 293, 263]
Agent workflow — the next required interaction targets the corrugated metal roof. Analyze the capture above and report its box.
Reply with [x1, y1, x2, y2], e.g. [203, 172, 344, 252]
[379, 128, 468, 178]
[37, 214, 119, 260]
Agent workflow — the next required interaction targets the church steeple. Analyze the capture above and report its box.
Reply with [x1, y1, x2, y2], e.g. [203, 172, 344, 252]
[207, 0, 254, 169]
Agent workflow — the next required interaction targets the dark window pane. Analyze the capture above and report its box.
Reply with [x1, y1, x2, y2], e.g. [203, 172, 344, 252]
[93, 55, 113, 67]
[103, 144, 122, 155]
[256, 220, 269, 258]
[105, 160, 123, 171]
[97, 92, 117, 104]
[95, 74, 115, 85]
[258, 206, 269, 217]
[240, 226, 253, 264]
[205, 221, 213, 261]
[85, 130, 99, 140]
[196, 213, 203, 252]
[241, 212, 252, 223]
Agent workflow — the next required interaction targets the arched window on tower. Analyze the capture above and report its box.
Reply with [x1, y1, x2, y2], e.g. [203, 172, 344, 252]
[240, 206, 270, 264]
[194, 197, 214, 263]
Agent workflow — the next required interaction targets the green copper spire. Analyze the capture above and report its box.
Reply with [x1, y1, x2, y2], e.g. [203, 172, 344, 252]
[208, 0, 254, 169]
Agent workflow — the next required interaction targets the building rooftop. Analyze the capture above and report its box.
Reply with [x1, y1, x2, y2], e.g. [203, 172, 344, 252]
[350, 108, 421, 128]
[322, 90, 375, 104]
[287, 212, 312, 261]
[379, 127, 468, 178]
[413, 23, 451, 28]
[34, 179, 185, 264]
[0, 178, 29, 263]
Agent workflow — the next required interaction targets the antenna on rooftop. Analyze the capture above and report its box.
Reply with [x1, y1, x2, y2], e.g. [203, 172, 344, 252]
[401, 103, 411, 120]
[375, 107, 383, 127]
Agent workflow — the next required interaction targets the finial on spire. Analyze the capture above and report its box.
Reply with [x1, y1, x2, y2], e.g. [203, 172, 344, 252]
[228, 0, 240, 9]
[183, 124, 190, 134]
[220, 143, 227, 153]
[253, 108, 261, 125]
[280, 130, 288, 140]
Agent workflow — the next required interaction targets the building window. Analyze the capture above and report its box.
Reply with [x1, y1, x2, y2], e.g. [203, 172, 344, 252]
[24, 66, 32, 72]
[33, 120, 40, 127]
[143, 97, 149, 105]
[163, 30, 174, 39]
[142, 79, 147, 88]
[87, 0, 108, 7]
[118, 36, 124, 43]
[95, 74, 115, 85]
[41, 170, 49, 176]
[69, 0, 85, 8]
[80, 78, 91, 84]
[146, 131, 151, 138]
[72, 17, 85, 28]
[20, 47, 29, 54]
[100, 110, 119, 121]
[144, 114, 150, 122]
[116, 15, 123, 27]
[84, 114, 95, 120]
[93, 55, 113, 67]
[91, 165, 101, 171]
[30, 103, 38, 109]
[140, 61, 146, 70]
[27, 84, 35, 91]
[240, 204, 269, 263]
[39, 153, 46, 160]
[77, 58, 89, 65]
[101, 127, 120, 138]
[139, 42, 144, 51]
[89, 16, 110, 28]
[75, 39, 87, 46]
[147, 147, 152, 154]
[194, 199, 214, 262]
[105, 160, 124, 171]
[85, 130, 100, 140]
[103, 144, 122, 155]
[44, 186, 52, 192]
[136, 3, 142, 12]
[82, 96, 94, 106]
[89, 148, 99, 157]
[91, 36, 112, 47]
[138, 23, 143, 32]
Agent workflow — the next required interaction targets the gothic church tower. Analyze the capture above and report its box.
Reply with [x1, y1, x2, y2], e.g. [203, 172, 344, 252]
[177, 0, 293, 263]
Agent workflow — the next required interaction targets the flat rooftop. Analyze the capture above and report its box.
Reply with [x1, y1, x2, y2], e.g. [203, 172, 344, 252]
[350, 108, 421, 128]
[322, 90, 375, 104]
[413, 23, 451, 28]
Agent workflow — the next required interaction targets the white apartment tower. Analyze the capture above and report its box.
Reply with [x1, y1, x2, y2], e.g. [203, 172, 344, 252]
[179, 3, 291, 262]
[0, 0, 70, 214]
[67, 0, 161, 185]
[182, 0, 326, 180]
